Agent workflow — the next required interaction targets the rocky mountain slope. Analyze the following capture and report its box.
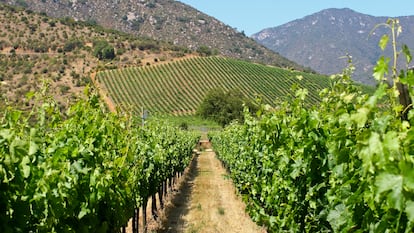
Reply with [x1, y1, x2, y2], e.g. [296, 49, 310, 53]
[0, 3, 193, 110]
[1, 0, 304, 70]
[252, 8, 414, 85]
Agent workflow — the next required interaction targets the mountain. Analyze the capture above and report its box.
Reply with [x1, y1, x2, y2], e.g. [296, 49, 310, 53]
[0, 0, 304, 70]
[252, 8, 414, 85]
[0, 3, 194, 110]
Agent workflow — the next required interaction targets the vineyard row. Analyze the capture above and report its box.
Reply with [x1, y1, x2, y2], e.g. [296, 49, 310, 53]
[0, 92, 200, 232]
[210, 72, 414, 232]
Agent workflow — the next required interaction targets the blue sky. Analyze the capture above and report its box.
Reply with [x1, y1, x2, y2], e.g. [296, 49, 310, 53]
[178, 0, 414, 35]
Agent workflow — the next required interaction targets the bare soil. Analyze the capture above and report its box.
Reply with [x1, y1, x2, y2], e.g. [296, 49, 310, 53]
[154, 148, 266, 233]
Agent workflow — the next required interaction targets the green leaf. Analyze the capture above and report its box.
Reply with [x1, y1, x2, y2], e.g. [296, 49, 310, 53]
[327, 204, 350, 231]
[350, 107, 369, 128]
[383, 131, 399, 154]
[0, 129, 13, 141]
[401, 163, 414, 191]
[402, 44, 412, 64]
[376, 173, 403, 210]
[78, 203, 90, 219]
[20, 156, 31, 178]
[72, 160, 89, 174]
[373, 56, 390, 81]
[29, 141, 38, 156]
[379, 34, 389, 51]
[400, 69, 414, 86]
[406, 201, 414, 224]
[360, 132, 382, 174]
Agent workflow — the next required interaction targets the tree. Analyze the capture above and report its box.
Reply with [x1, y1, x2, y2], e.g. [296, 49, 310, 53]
[197, 88, 257, 127]
[196, 45, 213, 56]
[93, 40, 115, 60]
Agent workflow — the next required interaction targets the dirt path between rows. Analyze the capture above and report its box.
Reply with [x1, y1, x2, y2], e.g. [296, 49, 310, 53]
[155, 149, 266, 233]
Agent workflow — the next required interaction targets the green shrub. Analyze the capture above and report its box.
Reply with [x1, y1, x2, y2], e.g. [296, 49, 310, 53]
[196, 45, 213, 56]
[93, 40, 115, 60]
[63, 39, 83, 52]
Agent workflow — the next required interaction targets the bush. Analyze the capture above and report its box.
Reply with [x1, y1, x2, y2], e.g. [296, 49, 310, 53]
[93, 40, 115, 60]
[196, 45, 213, 56]
[63, 39, 83, 52]
[137, 41, 160, 51]
[58, 84, 70, 94]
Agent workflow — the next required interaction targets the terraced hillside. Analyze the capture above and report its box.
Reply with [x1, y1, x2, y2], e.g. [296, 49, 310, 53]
[96, 57, 331, 115]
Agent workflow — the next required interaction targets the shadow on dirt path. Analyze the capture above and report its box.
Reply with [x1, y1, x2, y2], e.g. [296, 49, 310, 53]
[154, 147, 266, 233]
[155, 153, 199, 232]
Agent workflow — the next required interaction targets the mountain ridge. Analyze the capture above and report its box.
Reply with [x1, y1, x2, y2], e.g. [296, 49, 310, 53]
[252, 8, 414, 85]
[0, 0, 306, 70]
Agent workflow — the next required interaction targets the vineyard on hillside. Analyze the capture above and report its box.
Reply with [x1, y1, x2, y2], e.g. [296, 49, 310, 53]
[96, 56, 331, 115]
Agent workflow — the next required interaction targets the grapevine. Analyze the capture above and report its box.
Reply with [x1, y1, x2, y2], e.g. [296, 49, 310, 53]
[210, 20, 414, 232]
[0, 88, 199, 232]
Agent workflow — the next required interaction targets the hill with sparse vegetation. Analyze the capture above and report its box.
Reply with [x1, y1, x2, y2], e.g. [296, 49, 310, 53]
[0, 0, 307, 71]
[0, 3, 193, 110]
